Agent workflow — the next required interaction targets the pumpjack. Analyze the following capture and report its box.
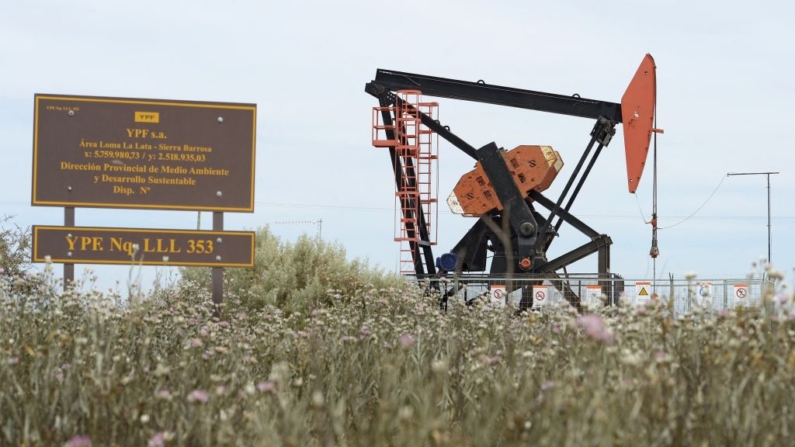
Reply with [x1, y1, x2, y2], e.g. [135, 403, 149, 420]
[366, 55, 659, 310]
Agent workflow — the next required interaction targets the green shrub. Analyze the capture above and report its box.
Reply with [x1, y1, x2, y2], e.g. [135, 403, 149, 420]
[179, 226, 405, 314]
[0, 215, 43, 297]
[0, 215, 32, 281]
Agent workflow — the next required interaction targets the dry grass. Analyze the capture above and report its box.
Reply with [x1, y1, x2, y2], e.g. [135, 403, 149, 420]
[1, 263, 794, 446]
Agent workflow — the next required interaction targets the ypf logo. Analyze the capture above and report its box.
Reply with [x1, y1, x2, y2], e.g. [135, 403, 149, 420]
[135, 111, 160, 123]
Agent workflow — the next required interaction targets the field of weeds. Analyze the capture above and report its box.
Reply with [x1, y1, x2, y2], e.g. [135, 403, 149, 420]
[2, 261, 795, 447]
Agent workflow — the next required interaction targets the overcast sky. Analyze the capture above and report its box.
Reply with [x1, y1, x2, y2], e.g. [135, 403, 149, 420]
[2, 0, 794, 293]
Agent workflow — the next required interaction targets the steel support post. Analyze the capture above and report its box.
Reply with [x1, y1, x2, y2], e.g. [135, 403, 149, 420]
[212, 211, 224, 318]
[63, 207, 75, 290]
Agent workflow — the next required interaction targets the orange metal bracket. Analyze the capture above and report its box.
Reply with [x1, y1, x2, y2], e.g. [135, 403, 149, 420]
[621, 54, 658, 193]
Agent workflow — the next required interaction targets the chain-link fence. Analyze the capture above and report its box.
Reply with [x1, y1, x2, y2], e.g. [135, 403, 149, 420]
[418, 274, 775, 315]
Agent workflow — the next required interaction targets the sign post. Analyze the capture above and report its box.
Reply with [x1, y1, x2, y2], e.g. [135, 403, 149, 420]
[64, 207, 75, 286]
[213, 212, 224, 313]
[31, 94, 257, 313]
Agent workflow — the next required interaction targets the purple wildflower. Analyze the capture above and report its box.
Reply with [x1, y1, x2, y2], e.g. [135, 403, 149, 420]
[399, 333, 416, 347]
[483, 355, 502, 365]
[257, 381, 276, 393]
[187, 389, 210, 403]
[66, 435, 92, 447]
[576, 314, 615, 344]
[155, 389, 171, 400]
[147, 433, 166, 447]
[541, 380, 555, 391]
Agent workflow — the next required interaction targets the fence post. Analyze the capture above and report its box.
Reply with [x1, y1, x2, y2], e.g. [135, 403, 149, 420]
[723, 280, 728, 310]
[669, 273, 674, 306]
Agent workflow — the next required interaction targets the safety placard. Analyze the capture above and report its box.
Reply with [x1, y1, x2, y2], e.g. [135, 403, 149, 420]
[696, 281, 713, 308]
[585, 285, 602, 306]
[532, 286, 549, 309]
[733, 283, 750, 305]
[635, 281, 651, 305]
[490, 284, 506, 307]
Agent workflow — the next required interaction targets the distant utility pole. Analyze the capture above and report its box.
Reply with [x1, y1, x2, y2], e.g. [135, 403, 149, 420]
[272, 219, 323, 239]
[726, 171, 779, 264]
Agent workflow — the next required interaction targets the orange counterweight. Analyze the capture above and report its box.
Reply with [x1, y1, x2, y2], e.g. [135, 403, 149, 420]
[446, 145, 563, 217]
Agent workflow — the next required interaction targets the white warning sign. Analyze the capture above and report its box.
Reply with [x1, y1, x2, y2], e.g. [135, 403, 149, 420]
[696, 281, 713, 308]
[585, 285, 602, 306]
[733, 283, 749, 307]
[490, 284, 507, 307]
[532, 286, 549, 309]
[635, 281, 651, 305]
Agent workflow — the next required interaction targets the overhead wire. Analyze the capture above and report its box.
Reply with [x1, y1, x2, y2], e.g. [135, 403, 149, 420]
[658, 175, 727, 230]
[1, 198, 790, 221]
[634, 192, 649, 222]
[632, 174, 729, 228]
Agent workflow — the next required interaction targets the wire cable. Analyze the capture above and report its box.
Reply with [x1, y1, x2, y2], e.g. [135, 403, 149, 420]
[634, 192, 649, 223]
[659, 175, 727, 230]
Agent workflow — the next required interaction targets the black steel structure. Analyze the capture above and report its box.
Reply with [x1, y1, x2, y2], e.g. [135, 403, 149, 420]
[366, 69, 642, 310]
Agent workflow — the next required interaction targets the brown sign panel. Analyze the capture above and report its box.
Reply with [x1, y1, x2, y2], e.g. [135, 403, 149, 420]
[33, 226, 255, 268]
[32, 94, 257, 212]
